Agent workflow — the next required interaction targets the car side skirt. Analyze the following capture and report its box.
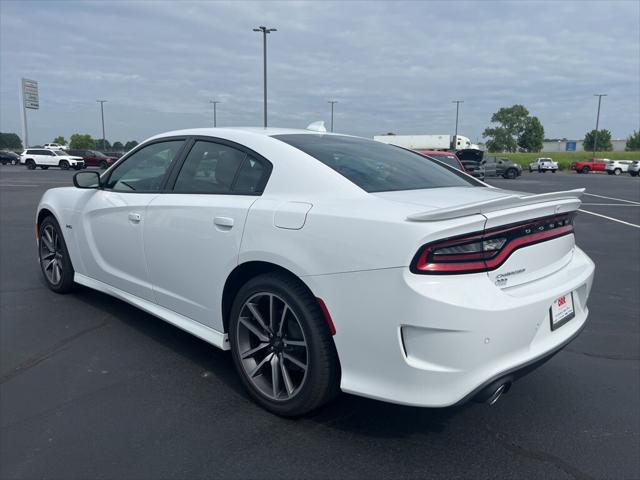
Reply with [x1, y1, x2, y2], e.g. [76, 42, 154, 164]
[74, 273, 230, 351]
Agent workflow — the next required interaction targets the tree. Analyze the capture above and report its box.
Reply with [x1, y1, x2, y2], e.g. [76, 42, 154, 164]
[483, 104, 542, 152]
[95, 139, 111, 151]
[112, 141, 124, 151]
[52, 136, 66, 145]
[124, 140, 139, 151]
[518, 117, 544, 152]
[625, 130, 640, 151]
[69, 133, 96, 150]
[0, 132, 23, 150]
[583, 129, 613, 151]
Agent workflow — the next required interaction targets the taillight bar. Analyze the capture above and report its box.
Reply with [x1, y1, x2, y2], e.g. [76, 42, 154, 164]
[411, 212, 575, 274]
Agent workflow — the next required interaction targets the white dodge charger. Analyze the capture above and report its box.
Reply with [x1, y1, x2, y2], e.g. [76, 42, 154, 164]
[36, 126, 595, 415]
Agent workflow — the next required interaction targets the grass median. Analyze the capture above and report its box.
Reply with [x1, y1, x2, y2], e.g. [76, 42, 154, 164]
[491, 151, 640, 171]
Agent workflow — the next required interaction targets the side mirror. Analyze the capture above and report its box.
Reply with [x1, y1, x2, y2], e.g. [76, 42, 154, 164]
[73, 171, 101, 189]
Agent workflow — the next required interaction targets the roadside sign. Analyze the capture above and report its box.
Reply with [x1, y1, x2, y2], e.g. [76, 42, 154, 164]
[22, 78, 39, 109]
[565, 141, 576, 152]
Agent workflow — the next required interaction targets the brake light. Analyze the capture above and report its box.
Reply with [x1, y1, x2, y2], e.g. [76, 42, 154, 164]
[411, 213, 575, 274]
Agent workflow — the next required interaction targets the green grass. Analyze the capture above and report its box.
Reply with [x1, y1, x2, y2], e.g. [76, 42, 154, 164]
[494, 151, 640, 170]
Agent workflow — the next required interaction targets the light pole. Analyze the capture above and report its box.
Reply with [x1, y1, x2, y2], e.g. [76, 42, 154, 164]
[209, 100, 220, 127]
[97, 100, 107, 150]
[328, 100, 338, 132]
[452, 100, 463, 149]
[592, 94, 607, 159]
[253, 26, 277, 128]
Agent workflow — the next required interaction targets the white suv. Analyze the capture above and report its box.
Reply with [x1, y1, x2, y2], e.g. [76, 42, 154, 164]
[628, 161, 640, 177]
[605, 160, 633, 175]
[20, 149, 84, 170]
[528, 157, 558, 173]
[43, 143, 68, 151]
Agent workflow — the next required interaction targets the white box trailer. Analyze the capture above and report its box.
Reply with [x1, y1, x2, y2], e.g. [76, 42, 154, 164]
[373, 134, 477, 151]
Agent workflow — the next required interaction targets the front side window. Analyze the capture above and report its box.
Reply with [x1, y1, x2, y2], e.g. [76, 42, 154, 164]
[105, 140, 183, 192]
[274, 134, 477, 193]
[173, 141, 269, 194]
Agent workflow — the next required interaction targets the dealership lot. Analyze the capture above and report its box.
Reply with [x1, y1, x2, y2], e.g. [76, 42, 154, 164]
[1, 167, 638, 479]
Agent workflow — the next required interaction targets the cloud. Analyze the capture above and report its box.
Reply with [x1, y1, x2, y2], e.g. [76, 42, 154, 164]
[0, 0, 638, 146]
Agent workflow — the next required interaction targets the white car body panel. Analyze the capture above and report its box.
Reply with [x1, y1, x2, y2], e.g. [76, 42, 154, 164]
[605, 160, 633, 174]
[36, 127, 596, 407]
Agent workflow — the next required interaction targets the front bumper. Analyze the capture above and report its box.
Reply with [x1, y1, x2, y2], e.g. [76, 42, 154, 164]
[306, 246, 595, 407]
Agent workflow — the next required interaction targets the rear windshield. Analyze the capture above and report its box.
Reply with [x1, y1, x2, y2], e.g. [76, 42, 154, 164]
[427, 154, 460, 169]
[273, 134, 477, 193]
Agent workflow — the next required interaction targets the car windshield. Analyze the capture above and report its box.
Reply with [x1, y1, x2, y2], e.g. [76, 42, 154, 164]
[54, 151, 67, 156]
[93, 151, 107, 157]
[273, 134, 478, 192]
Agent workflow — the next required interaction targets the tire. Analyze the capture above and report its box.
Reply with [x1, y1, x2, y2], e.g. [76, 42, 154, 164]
[99, 160, 108, 169]
[614, 168, 622, 176]
[552, 170, 557, 173]
[38, 216, 75, 294]
[630, 171, 638, 177]
[12, 159, 19, 165]
[73, 165, 82, 170]
[26, 159, 36, 170]
[229, 272, 340, 416]
[503, 168, 517, 179]
[59, 160, 69, 170]
[582, 166, 590, 174]
[529, 168, 532, 173]
[40, 166, 49, 170]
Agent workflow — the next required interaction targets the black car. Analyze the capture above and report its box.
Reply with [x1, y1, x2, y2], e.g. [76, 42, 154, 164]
[0, 151, 20, 165]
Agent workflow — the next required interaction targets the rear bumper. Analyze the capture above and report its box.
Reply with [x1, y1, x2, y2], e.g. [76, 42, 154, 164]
[306, 246, 595, 407]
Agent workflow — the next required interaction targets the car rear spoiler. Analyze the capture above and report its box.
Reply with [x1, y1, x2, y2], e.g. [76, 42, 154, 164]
[406, 188, 585, 222]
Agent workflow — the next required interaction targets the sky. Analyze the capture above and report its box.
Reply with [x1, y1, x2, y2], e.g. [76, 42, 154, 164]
[0, 0, 638, 146]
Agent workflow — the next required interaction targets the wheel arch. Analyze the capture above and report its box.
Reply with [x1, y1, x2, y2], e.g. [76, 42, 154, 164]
[221, 261, 323, 334]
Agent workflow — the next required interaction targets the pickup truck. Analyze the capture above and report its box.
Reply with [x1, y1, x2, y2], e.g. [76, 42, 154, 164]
[529, 157, 558, 173]
[570, 158, 609, 174]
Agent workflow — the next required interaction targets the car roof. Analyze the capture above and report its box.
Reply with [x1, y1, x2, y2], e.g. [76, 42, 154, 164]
[147, 127, 350, 142]
[416, 150, 457, 156]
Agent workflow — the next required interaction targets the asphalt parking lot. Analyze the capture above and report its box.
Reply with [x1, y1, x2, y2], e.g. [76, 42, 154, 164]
[1, 166, 638, 480]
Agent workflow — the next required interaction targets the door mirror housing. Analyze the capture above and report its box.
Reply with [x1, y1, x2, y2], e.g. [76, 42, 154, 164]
[73, 171, 101, 189]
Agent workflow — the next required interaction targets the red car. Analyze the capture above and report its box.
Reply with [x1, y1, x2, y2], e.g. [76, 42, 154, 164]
[570, 157, 609, 174]
[415, 150, 466, 171]
[66, 149, 118, 169]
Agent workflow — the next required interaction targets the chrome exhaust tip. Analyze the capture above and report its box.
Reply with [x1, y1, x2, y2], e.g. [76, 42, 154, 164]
[473, 377, 513, 404]
[486, 383, 508, 405]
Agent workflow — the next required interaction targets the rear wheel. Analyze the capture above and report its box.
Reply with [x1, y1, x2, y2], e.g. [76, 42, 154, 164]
[38, 216, 75, 293]
[582, 166, 590, 174]
[59, 160, 69, 170]
[504, 168, 517, 179]
[99, 160, 108, 169]
[614, 168, 622, 176]
[26, 159, 36, 170]
[229, 273, 340, 416]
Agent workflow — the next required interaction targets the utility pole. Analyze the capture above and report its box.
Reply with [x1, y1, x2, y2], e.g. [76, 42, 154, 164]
[253, 26, 277, 128]
[452, 100, 463, 149]
[209, 100, 220, 127]
[592, 94, 607, 159]
[97, 100, 107, 151]
[328, 100, 338, 132]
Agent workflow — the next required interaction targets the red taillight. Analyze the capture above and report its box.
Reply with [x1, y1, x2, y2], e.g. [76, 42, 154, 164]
[411, 213, 575, 274]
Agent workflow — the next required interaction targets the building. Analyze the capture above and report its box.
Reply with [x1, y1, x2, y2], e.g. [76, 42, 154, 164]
[542, 140, 628, 153]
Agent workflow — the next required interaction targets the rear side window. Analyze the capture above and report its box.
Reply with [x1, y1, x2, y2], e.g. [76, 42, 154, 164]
[273, 134, 476, 193]
[173, 141, 269, 194]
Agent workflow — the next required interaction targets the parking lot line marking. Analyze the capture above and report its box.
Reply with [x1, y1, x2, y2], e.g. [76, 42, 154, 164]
[579, 209, 640, 229]
[583, 193, 640, 205]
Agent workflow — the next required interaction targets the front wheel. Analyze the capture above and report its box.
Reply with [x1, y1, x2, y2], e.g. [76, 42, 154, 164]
[229, 273, 340, 416]
[59, 160, 69, 170]
[99, 160, 108, 169]
[552, 169, 557, 173]
[582, 167, 591, 174]
[614, 168, 622, 176]
[504, 168, 517, 179]
[38, 216, 75, 293]
[26, 159, 36, 170]
[630, 171, 638, 177]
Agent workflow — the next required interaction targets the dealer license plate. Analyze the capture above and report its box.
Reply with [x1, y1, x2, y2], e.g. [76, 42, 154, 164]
[550, 292, 575, 331]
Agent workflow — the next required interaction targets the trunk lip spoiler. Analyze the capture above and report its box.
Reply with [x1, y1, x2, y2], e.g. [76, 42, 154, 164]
[406, 188, 585, 222]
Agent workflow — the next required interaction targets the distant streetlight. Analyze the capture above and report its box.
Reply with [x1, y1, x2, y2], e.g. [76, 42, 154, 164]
[328, 100, 338, 132]
[96, 100, 107, 150]
[253, 26, 277, 128]
[452, 100, 463, 149]
[209, 100, 220, 127]
[592, 94, 607, 159]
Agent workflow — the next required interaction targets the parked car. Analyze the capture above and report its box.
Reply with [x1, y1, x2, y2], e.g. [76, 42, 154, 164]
[605, 160, 633, 176]
[481, 156, 522, 179]
[456, 148, 485, 179]
[628, 161, 640, 177]
[20, 149, 84, 170]
[67, 149, 118, 169]
[415, 150, 466, 171]
[529, 157, 558, 173]
[0, 151, 20, 165]
[570, 158, 608, 174]
[43, 143, 68, 151]
[35, 127, 594, 415]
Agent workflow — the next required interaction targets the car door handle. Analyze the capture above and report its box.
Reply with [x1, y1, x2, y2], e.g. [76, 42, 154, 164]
[128, 212, 142, 223]
[214, 216, 234, 228]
